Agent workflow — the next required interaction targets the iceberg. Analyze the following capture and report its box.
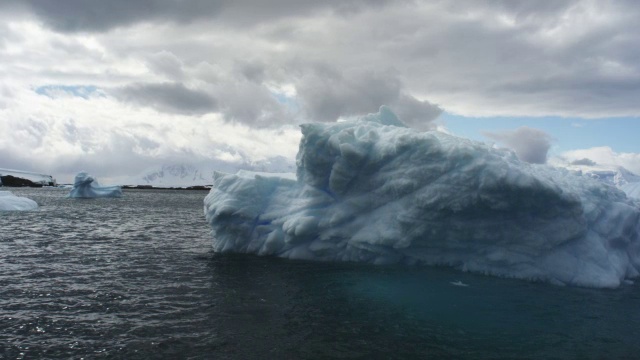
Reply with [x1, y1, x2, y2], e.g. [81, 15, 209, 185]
[204, 107, 640, 288]
[0, 191, 38, 211]
[622, 182, 640, 200]
[69, 172, 123, 198]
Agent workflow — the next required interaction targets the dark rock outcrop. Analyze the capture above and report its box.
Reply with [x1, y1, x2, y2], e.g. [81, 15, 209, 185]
[0, 175, 43, 187]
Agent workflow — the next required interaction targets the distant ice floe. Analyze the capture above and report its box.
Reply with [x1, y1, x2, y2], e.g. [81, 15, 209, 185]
[69, 172, 122, 198]
[0, 191, 38, 211]
[204, 106, 640, 288]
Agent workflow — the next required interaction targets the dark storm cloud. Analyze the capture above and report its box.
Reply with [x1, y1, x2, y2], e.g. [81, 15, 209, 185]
[4, 0, 640, 131]
[296, 68, 401, 122]
[484, 127, 553, 164]
[390, 95, 443, 131]
[570, 158, 597, 166]
[113, 79, 293, 126]
[113, 82, 217, 115]
[447, 0, 576, 19]
[237, 61, 266, 83]
[214, 80, 294, 127]
[4, 0, 394, 33]
[296, 67, 441, 127]
[495, 77, 640, 117]
[5, 0, 223, 33]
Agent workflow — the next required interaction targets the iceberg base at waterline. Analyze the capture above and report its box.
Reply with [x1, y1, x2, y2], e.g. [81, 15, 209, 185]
[204, 107, 640, 288]
[69, 172, 123, 198]
[0, 191, 38, 211]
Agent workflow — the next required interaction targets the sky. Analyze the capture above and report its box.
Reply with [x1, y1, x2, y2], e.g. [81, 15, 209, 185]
[1, 0, 640, 183]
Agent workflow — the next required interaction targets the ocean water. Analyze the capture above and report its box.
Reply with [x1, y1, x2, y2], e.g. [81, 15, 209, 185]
[1, 188, 640, 359]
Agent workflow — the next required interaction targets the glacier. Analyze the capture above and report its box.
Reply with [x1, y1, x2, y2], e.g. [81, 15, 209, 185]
[69, 172, 123, 198]
[204, 107, 640, 288]
[0, 191, 38, 211]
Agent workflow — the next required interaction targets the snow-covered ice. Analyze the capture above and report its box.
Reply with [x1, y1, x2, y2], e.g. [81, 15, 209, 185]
[622, 182, 640, 200]
[0, 191, 38, 211]
[560, 163, 640, 202]
[578, 166, 640, 188]
[204, 107, 640, 288]
[69, 172, 122, 198]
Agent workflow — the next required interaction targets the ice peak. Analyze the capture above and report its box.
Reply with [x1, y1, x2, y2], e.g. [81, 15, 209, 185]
[360, 105, 407, 128]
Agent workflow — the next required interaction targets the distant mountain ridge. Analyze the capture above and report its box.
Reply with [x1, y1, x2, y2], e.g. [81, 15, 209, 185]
[567, 165, 640, 187]
[140, 164, 211, 187]
[557, 163, 640, 200]
[0, 168, 55, 186]
[128, 156, 296, 187]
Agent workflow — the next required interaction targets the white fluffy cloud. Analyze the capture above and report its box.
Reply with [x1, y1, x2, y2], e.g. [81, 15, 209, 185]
[555, 147, 640, 175]
[0, 87, 300, 183]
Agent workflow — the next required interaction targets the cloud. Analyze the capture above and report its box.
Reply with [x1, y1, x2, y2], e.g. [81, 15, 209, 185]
[2, 1, 640, 182]
[295, 67, 442, 128]
[5, 0, 222, 33]
[113, 82, 218, 115]
[6, 1, 640, 119]
[236, 60, 266, 83]
[390, 94, 443, 131]
[213, 80, 295, 127]
[5, 0, 390, 33]
[484, 127, 553, 164]
[0, 87, 302, 183]
[556, 146, 640, 175]
[145, 51, 185, 80]
[569, 158, 597, 166]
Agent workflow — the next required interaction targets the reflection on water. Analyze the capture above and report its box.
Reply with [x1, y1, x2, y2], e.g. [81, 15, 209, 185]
[1, 188, 639, 359]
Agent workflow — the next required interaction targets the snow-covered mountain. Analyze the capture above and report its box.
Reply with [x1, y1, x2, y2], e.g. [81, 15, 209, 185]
[576, 166, 640, 187]
[139, 164, 212, 187]
[556, 163, 640, 199]
[127, 156, 296, 187]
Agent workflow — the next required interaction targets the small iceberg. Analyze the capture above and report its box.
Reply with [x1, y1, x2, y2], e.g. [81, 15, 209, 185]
[69, 172, 122, 198]
[0, 191, 38, 211]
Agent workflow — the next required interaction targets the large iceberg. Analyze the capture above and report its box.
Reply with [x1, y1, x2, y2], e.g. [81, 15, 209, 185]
[0, 191, 38, 211]
[69, 172, 122, 198]
[204, 107, 640, 288]
[622, 182, 640, 201]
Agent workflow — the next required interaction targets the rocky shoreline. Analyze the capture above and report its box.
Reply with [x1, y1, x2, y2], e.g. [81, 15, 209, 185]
[1, 174, 211, 190]
[122, 185, 211, 191]
[0, 175, 45, 187]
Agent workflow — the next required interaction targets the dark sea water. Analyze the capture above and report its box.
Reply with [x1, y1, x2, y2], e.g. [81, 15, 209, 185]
[2, 188, 640, 359]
